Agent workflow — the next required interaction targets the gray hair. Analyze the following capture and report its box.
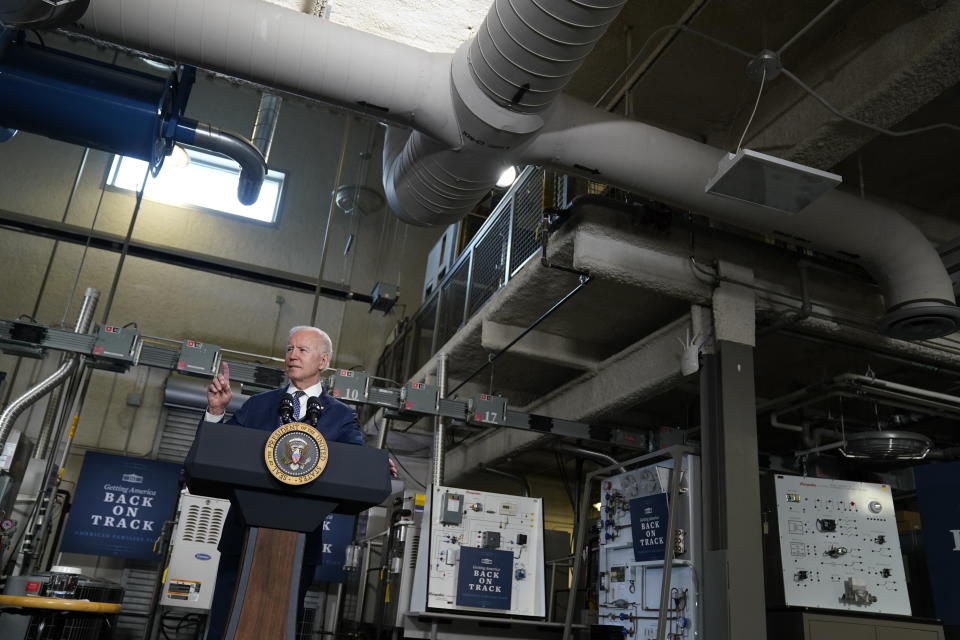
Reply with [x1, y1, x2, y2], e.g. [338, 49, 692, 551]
[288, 326, 333, 356]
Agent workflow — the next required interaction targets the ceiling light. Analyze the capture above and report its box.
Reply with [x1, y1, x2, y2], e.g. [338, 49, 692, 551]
[166, 144, 191, 170]
[496, 166, 517, 188]
[705, 148, 841, 213]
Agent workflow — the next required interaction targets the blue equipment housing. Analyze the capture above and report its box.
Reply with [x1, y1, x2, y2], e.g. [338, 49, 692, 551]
[0, 31, 265, 204]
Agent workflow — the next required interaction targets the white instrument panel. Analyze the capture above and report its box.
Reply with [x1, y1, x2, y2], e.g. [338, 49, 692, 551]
[772, 475, 911, 615]
[423, 485, 545, 617]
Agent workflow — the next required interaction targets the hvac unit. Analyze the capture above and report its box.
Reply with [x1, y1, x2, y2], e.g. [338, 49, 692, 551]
[0, 566, 123, 640]
[160, 491, 230, 610]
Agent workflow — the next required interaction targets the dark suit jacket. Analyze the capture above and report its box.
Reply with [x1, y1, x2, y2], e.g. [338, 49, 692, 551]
[223, 385, 364, 445]
[204, 385, 365, 562]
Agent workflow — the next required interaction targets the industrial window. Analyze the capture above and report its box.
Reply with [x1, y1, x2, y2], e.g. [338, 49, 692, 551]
[106, 147, 285, 224]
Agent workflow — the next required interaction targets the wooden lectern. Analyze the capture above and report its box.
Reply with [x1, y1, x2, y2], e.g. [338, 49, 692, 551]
[185, 422, 391, 640]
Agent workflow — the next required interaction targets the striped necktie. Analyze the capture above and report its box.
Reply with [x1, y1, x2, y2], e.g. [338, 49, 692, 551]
[293, 390, 305, 421]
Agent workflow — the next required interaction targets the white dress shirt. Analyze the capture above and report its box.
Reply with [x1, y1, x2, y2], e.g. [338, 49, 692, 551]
[204, 381, 325, 423]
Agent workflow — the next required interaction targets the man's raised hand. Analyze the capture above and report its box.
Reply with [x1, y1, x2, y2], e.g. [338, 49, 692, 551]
[206, 362, 233, 415]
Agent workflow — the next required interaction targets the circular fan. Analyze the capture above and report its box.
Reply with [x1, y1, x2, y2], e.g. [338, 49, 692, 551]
[840, 431, 932, 460]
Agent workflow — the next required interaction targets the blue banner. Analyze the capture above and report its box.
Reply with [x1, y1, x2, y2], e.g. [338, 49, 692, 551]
[60, 452, 180, 561]
[312, 513, 355, 583]
[630, 492, 669, 562]
[914, 462, 960, 626]
[456, 547, 513, 609]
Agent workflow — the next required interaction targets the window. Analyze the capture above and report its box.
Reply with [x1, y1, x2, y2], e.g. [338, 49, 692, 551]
[106, 147, 285, 224]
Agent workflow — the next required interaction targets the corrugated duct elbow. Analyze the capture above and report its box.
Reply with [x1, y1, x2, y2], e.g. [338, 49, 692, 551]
[468, 0, 627, 112]
[385, 0, 629, 225]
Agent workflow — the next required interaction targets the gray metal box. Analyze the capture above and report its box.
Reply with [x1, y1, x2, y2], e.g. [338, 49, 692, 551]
[176, 340, 220, 376]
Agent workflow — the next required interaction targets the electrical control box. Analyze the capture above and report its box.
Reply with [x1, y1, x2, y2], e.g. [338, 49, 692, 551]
[763, 475, 911, 616]
[160, 491, 230, 610]
[411, 485, 545, 618]
[330, 369, 369, 403]
[91, 325, 141, 370]
[176, 340, 220, 376]
[401, 382, 439, 414]
[596, 455, 702, 640]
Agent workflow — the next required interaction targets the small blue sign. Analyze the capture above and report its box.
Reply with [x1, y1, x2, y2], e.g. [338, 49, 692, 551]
[456, 547, 513, 610]
[914, 463, 960, 625]
[312, 513, 355, 583]
[60, 452, 180, 561]
[630, 493, 669, 562]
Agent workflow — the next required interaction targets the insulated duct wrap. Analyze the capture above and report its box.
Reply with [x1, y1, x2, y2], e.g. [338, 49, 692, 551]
[469, 0, 627, 112]
[521, 95, 959, 323]
[383, 127, 506, 227]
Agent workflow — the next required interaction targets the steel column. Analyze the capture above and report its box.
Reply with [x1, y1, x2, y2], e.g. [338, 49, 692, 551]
[699, 340, 766, 640]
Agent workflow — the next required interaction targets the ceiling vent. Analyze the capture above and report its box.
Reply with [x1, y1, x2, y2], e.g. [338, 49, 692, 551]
[880, 302, 960, 341]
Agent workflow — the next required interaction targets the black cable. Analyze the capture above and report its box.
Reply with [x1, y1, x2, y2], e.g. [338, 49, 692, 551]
[30, 29, 46, 48]
[385, 447, 426, 488]
[448, 275, 592, 396]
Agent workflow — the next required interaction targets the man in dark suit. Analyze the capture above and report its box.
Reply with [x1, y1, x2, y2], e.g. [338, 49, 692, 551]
[201, 325, 395, 639]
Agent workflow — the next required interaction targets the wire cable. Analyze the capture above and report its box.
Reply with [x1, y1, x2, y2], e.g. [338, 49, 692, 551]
[385, 447, 426, 488]
[596, 23, 754, 111]
[736, 67, 766, 153]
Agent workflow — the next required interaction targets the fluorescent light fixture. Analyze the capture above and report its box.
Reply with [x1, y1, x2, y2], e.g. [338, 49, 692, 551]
[705, 148, 841, 213]
[496, 166, 517, 188]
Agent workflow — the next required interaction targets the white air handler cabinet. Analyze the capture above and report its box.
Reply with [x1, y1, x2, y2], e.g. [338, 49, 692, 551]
[762, 474, 911, 616]
[409, 485, 546, 618]
[160, 491, 230, 610]
[596, 454, 702, 640]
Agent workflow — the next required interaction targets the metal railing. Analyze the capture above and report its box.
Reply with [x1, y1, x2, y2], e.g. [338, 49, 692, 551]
[376, 166, 567, 384]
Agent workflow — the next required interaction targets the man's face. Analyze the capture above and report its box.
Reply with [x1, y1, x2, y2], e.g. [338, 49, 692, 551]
[285, 330, 329, 388]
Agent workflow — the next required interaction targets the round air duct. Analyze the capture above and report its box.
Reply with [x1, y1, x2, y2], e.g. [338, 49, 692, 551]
[839, 430, 933, 460]
[879, 302, 960, 340]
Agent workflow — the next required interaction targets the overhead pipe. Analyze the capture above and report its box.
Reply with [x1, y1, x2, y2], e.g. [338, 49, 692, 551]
[58, 0, 960, 338]
[0, 287, 99, 452]
[251, 92, 283, 162]
[519, 95, 960, 339]
[172, 119, 265, 205]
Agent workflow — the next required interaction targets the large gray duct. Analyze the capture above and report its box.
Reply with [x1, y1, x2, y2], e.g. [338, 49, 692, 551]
[0, 287, 99, 452]
[518, 95, 960, 339]
[57, 0, 960, 338]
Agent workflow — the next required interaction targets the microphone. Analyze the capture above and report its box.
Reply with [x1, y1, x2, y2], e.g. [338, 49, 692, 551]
[278, 393, 294, 423]
[304, 396, 322, 426]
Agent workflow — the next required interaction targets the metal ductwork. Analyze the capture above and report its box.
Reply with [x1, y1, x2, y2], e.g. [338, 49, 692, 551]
[48, 0, 960, 339]
[0, 287, 99, 452]
[0, 31, 266, 204]
[0, 0, 89, 30]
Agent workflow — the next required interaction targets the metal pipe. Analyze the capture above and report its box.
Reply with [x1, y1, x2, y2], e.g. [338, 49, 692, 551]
[251, 92, 283, 163]
[311, 117, 351, 325]
[555, 444, 626, 473]
[0, 288, 99, 451]
[480, 466, 530, 496]
[655, 452, 683, 640]
[432, 353, 448, 487]
[174, 119, 266, 205]
[376, 415, 392, 450]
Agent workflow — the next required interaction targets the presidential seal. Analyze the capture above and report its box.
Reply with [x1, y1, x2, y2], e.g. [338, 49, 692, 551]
[264, 422, 328, 485]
